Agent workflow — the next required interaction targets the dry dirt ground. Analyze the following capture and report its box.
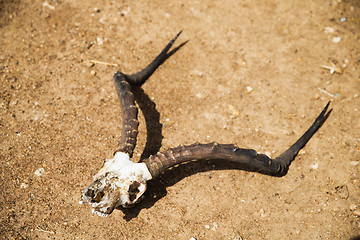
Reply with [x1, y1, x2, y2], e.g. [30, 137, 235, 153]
[1, 0, 360, 239]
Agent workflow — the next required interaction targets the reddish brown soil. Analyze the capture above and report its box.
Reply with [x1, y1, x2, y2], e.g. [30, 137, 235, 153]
[1, 0, 359, 239]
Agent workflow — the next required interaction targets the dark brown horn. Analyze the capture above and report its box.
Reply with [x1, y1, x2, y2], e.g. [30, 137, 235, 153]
[113, 73, 139, 157]
[127, 30, 182, 86]
[113, 31, 183, 157]
[143, 102, 331, 178]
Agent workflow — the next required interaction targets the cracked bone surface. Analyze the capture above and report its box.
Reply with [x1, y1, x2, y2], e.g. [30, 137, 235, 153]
[80, 152, 152, 217]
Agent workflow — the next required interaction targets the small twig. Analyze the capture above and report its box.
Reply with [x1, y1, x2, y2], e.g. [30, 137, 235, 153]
[35, 227, 55, 234]
[321, 60, 348, 75]
[321, 64, 341, 74]
[89, 60, 119, 67]
[318, 88, 338, 98]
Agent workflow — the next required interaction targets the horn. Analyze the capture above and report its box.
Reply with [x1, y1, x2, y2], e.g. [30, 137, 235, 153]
[113, 30, 183, 157]
[143, 102, 331, 178]
[127, 30, 182, 86]
[112, 72, 139, 158]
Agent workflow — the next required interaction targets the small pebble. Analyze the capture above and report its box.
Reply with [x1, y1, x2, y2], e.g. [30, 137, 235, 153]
[90, 70, 97, 76]
[259, 208, 265, 217]
[246, 86, 253, 93]
[353, 210, 360, 217]
[196, 93, 203, 98]
[42, 2, 55, 10]
[212, 222, 218, 230]
[340, 17, 347, 22]
[350, 161, 359, 166]
[34, 168, 45, 176]
[121, 7, 130, 16]
[190, 70, 204, 77]
[337, 185, 349, 199]
[350, 204, 357, 211]
[310, 163, 319, 169]
[298, 149, 306, 155]
[190, 238, 197, 240]
[205, 225, 210, 229]
[332, 37, 341, 43]
[324, 27, 335, 34]
[85, 61, 95, 68]
[96, 37, 103, 45]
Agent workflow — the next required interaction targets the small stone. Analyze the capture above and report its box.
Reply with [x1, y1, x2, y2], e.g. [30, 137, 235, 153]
[205, 225, 210, 229]
[353, 210, 360, 217]
[96, 37, 103, 45]
[85, 61, 95, 68]
[350, 204, 357, 211]
[310, 162, 319, 169]
[34, 168, 45, 176]
[324, 27, 335, 34]
[212, 222, 218, 230]
[190, 70, 204, 77]
[259, 208, 265, 217]
[350, 161, 359, 166]
[42, 2, 55, 10]
[246, 86, 253, 93]
[196, 93, 203, 98]
[332, 37, 341, 43]
[336, 185, 349, 199]
[90, 70, 97, 76]
[340, 17, 347, 22]
[190, 238, 197, 240]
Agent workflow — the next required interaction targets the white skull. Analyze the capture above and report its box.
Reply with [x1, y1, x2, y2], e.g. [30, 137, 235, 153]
[80, 152, 152, 217]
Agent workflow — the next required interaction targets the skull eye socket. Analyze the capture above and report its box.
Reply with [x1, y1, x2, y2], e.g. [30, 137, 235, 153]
[85, 189, 95, 198]
[92, 191, 105, 203]
[128, 181, 140, 201]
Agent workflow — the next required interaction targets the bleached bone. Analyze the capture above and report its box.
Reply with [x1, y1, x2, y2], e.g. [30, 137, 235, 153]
[80, 31, 331, 217]
[79, 152, 151, 216]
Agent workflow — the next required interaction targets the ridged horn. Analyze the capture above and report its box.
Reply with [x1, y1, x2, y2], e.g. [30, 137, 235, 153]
[113, 31, 183, 157]
[143, 102, 331, 178]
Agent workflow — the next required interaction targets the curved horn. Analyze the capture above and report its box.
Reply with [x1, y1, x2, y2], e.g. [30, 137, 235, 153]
[112, 31, 183, 157]
[143, 102, 331, 178]
[113, 31, 183, 156]
[127, 30, 182, 86]
[113, 73, 139, 157]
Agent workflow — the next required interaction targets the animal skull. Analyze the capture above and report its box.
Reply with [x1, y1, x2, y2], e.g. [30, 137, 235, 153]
[79, 152, 152, 217]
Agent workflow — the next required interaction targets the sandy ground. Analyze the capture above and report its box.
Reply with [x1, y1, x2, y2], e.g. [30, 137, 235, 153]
[1, 0, 360, 239]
